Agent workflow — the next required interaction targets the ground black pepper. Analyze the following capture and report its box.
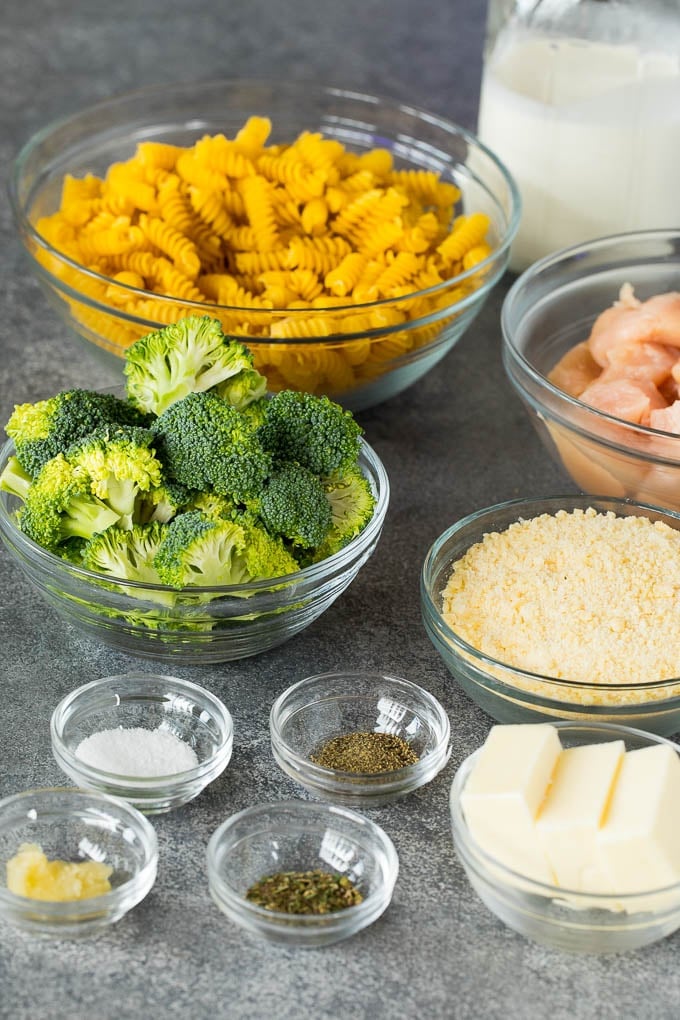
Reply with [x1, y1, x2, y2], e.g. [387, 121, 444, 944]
[245, 869, 363, 914]
[310, 730, 419, 773]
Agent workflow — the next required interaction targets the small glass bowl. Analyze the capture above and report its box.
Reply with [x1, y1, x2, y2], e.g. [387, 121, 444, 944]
[50, 672, 234, 814]
[0, 787, 157, 937]
[502, 229, 680, 513]
[450, 722, 680, 954]
[206, 800, 399, 947]
[421, 494, 680, 735]
[269, 671, 451, 806]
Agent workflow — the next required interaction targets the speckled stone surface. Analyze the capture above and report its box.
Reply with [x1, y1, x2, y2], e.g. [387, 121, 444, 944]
[1, 4, 679, 1019]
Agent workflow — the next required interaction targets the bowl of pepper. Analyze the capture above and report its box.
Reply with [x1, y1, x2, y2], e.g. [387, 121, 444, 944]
[269, 670, 452, 806]
[206, 799, 399, 946]
[50, 672, 234, 814]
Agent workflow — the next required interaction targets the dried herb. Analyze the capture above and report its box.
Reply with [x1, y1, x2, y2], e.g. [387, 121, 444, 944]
[245, 868, 363, 914]
[310, 730, 420, 773]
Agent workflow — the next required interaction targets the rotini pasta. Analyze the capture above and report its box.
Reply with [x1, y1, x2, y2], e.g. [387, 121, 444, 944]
[34, 115, 496, 396]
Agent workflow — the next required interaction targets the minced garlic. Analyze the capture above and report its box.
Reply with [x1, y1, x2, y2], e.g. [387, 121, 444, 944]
[6, 842, 113, 901]
[442, 508, 680, 700]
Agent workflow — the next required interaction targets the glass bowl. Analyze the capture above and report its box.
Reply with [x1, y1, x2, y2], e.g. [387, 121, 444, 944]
[502, 229, 680, 512]
[0, 787, 157, 937]
[50, 672, 234, 814]
[9, 78, 520, 411]
[421, 494, 680, 736]
[450, 722, 680, 954]
[0, 435, 388, 663]
[269, 670, 451, 806]
[206, 800, 398, 947]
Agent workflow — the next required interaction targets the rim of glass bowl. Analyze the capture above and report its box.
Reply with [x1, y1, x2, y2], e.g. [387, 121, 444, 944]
[9, 78, 521, 340]
[421, 493, 680, 699]
[0, 786, 158, 920]
[0, 434, 389, 601]
[450, 721, 680, 907]
[206, 799, 399, 930]
[501, 228, 680, 459]
[50, 672, 234, 790]
[269, 670, 452, 792]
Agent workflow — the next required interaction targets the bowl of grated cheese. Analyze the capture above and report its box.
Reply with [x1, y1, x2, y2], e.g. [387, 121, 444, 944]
[9, 78, 520, 410]
[421, 494, 680, 735]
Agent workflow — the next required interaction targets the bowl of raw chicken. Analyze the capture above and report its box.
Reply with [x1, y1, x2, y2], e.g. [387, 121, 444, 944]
[502, 230, 680, 512]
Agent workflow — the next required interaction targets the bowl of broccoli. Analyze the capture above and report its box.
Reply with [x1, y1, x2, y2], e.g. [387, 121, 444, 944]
[0, 316, 389, 663]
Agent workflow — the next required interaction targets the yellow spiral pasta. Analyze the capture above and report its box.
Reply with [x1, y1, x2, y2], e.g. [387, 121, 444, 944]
[34, 115, 496, 395]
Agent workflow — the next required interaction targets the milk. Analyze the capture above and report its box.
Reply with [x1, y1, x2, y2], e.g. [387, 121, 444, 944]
[477, 32, 680, 272]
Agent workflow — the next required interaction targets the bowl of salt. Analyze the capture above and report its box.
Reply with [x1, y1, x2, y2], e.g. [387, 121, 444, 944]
[50, 672, 234, 814]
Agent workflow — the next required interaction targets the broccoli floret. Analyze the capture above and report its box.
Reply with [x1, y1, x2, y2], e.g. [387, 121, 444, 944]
[238, 515, 300, 580]
[135, 478, 194, 524]
[0, 455, 33, 501]
[151, 391, 271, 501]
[66, 424, 163, 527]
[257, 390, 362, 476]
[153, 510, 250, 589]
[257, 461, 333, 549]
[18, 454, 121, 552]
[124, 315, 256, 415]
[82, 521, 167, 584]
[5, 388, 152, 477]
[153, 509, 298, 590]
[213, 367, 268, 410]
[239, 396, 269, 432]
[312, 465, 376, 561]
[186, 490, 240, 521]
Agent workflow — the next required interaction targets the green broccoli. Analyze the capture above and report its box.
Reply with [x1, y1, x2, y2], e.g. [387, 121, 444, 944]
[66, 424, 164, 527]
[151, 391, 271, 502]
[0, 455, 33, 502]
[81, 521, 170, 592]
[124, 315, 257, 415]
[17, 454, 121, 553]
[186, 490, 240, 521]
[213, 367, 268, 410]
[135, 478, 194, 524]
[256, 461, 333, 549]
[5, 388, 152, 477]
[153, 509, 298, 590]
[257, 389, 362, 476]
[312, 465, 376, 561]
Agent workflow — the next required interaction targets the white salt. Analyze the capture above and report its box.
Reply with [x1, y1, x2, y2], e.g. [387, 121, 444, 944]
[75, 726, 199, 777]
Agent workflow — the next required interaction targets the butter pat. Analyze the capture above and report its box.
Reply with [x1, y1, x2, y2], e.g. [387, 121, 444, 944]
[461, 724, 561, 883]
[536, 741, 624, 893]
[597, 744, 680, 894]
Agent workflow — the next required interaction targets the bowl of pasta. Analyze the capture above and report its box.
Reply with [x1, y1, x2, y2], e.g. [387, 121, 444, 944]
[10, 79, 520, 410]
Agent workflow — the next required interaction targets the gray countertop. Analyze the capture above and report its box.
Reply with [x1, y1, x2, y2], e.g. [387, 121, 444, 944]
[1, 3, 679, 1019]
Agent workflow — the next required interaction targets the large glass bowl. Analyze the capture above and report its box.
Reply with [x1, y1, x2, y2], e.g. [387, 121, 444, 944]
[502, 229, 680, 511]
[421, 494, 680, 736]
[10, 78, 520, 411]
[0, 436, 389, 664]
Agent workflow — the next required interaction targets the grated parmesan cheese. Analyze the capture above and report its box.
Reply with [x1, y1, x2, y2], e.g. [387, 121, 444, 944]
[441, 508, 680, 699]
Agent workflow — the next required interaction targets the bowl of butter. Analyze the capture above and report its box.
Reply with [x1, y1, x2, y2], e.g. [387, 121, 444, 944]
[450, 721, 680, 954]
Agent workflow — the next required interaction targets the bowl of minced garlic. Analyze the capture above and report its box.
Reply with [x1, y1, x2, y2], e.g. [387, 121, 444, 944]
[0, 787, 157, 935]
[421, 495, 680, 735]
